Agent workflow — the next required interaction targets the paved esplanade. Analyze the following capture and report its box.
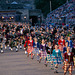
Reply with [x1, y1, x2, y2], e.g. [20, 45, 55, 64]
[0, 50, 75, 75]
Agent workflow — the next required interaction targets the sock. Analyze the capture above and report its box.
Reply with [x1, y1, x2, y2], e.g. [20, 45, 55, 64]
[54, 65, 58, 72]
[51, 63, 53, 69]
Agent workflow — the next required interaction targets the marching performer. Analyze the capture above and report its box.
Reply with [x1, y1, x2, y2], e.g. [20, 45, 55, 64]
[24, 32, 29, 54]
[0, 36, 3, 53]
[58, 35, 65, 52]
[45, 42, 53, 68]
[52, 44, 62, 73]
[64, 47, 74, 75]
[15, 37, 19, 52]
[39, 39, 47, 66]
[66, 36, 73, 50]
[24, 36, 34, 59]
[32, 37, 40, 60]
[62, 42, 68, 69]
[72, 39, 75, 68]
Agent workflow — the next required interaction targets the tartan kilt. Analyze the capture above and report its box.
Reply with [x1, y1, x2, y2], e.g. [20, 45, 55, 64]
[41, 50, 47, 58]
[73, 56, 75, 66]
[32, 48, 39, 54]
[52, 56, 62, 64]
[27, 46, 34, 54]
[64, 62, 73, 72]
[58, 45, 63, 52]
[46, 54, 53, 62]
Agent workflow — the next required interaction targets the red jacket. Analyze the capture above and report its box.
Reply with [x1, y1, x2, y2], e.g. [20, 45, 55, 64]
[24, 40, 33, 47]
[64, 52, 74, 63]
[58, 39, 65, 46]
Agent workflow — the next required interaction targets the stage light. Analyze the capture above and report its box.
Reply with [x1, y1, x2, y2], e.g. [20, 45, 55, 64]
[10, 17, 11, 19]
[24, 16, 26, 19]
[2, 16, 4, 19]
[59, 18, 61, 20]
[11, 16, 14, 18]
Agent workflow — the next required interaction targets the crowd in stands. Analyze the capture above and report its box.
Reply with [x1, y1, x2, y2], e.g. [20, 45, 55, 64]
[46, 0, 75, 26]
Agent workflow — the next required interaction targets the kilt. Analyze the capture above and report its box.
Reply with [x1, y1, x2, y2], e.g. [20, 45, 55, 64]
[27, 46, 34, 54]
[32, 48, 39, 54]
[73, 56, 75, 66]
[52, 56, 62, 64]
[58, 45, 63, 52]
[46, 54, 52, 62]
[41, 50, 47, 58]
[64, 62, 73, 72]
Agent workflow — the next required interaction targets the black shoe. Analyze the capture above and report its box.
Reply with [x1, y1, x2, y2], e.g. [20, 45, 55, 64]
[44, 64, 47, 67]
[54, 71, 58, 73]
[39, 60, 41, 63]
[31, 58, 33, 60]
[51, 68, 54, 70]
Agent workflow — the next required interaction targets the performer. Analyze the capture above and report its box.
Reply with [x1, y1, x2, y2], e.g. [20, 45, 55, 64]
[72, 39, 75, 68]
[0, 36, 3, 53]
[45, 42, 53, 68]
[63, 42, 68, 54]
[5, 32, 9, 50]
[32, 38, 40, 60]
[62, 42, 68, 69]
[38, 33, 45, 45]
[17, 31, 22, 49]
[58, 35, 65, 52]
[9, 39, 13, 51]
[24, 33, 29, 54]
[39, 39, 47, 65]
[24, 36, 34, 59]
[66, 36, 73, 50]
[64, 47, 74, 75]
[52, 44, 62, 73]
[14, 37, 19, 52]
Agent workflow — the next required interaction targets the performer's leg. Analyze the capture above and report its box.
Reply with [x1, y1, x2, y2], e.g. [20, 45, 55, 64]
[27, 52, 29, 57]
[73, 57, 75, 68]
[20, 43, 22, 49]
[64, 62, 68, 75]
[39, 57, 42, 63]
[51, 61, 54, 70]
[54, 64, 58, 73]
[1, 44, 3, 53]
[37, 53, 39, 61]
[31, 52, 34, 59]
[69, 65, 72, 75]
[16, 45, 18, 52]
[44, 57, 47, 67]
